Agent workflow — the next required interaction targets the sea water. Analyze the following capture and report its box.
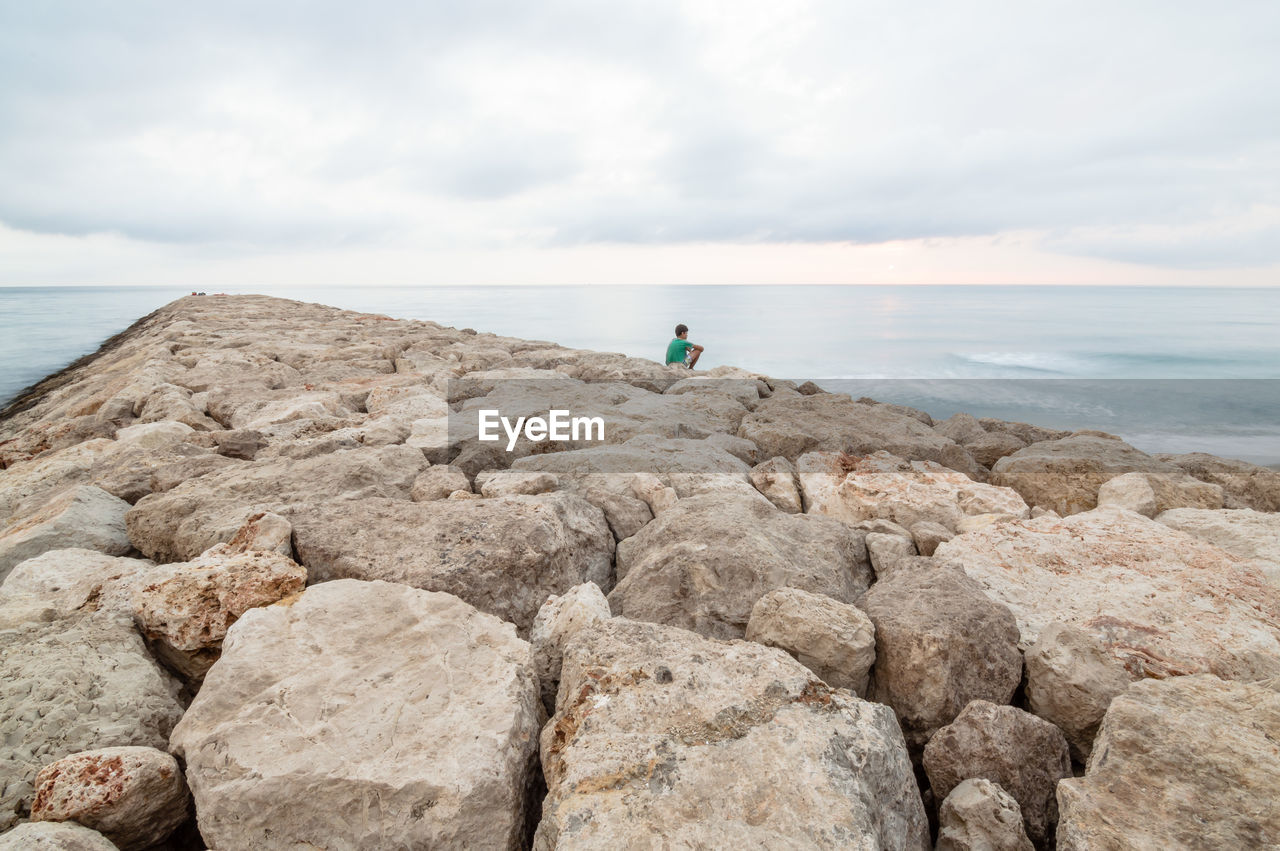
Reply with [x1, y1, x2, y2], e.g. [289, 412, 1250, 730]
[2, 285, 1277, 464]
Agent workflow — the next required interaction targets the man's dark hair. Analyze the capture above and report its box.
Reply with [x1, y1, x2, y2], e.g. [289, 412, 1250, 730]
[675, 324, 688, 336]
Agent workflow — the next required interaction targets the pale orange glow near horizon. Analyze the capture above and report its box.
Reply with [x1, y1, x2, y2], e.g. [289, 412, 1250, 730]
[2, 224, 1277, 287]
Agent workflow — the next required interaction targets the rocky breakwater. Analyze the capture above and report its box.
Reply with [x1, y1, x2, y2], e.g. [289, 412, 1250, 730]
[0, 293, 1277, 849]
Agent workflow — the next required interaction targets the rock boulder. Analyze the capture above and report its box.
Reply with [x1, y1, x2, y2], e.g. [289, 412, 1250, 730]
[797, 451, 1028, 533]
[745, 587, 876, 696]
[738, 394, 980, 476]
[0, 486, 133, 581]
[537, 617, 929, 849]
[934, 507, 1280, 685]
[170, 580, 543, 850]
[1056, 674, 1280, 849]
[292, 492, 614, 635]
[0, 614, 184, 830]
[132, 549, 307, 683]
[610, 493, 871, 639]
[1154, 451, 1280, 511]
[31, 746, 189, 850]
[923, 701, 1072, 848]
[125, 445, 427, 563]
[858, 565, 1023, 752]
[990, 434, 1179, 515]
[936, 778, 1034, 851]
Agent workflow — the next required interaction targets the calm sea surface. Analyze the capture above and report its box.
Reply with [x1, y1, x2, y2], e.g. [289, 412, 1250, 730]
[2, 285, 1277, 463]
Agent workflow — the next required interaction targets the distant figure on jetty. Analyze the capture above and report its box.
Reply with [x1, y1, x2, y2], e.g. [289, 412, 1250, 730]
[665, 323, 704, 369]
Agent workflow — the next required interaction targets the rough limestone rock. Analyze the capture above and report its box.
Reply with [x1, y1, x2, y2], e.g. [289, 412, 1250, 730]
[933, 507, 1280, 684]
[909, 520, 953, 557]
[1156, 507, 1280, 579]
[923, 701, 1072, 848]
[292, 492, 614, 634]
[628, 473, 678, 517]
[610, 493, 871, 639]
[978, 419, 1070, 446]
[87, 440, 227, 505]
[537, 617, 930, 849]
[990, 434, 1179, 515]
[0, 549, 157, 622]
[703, 432, 760, 465]
[962, 431, 1029, 469]
[748, 456, 803, 513]
[745, 587, 876, 696]
[170, 580, 543, 851]
[1056, 674, 1280, 849]
[798, 451, 1028, 533]
[859, 565, 1023, 752]
[936, 778, 1034, 851]
[1096, 470, 1223, 517]
[132, 549, 308, 682]
[113, 421, 196, 450]
[210, 428, 266, 460]
[410, 464, 471, 501]
[664, 376, 761, 407]
[738, 393, 980, 476]
[578, 482, 654, 541]
[1155, 451, 1280, 511]
[0, 821, 119, 850]
[146, 452, 240, 496]
[530, 582, 611, 713]
[0, 439, 114, 527]
[31, 746, 189, 850]
[202, 510, 293, 558]
[125, 445, 428, 562]
[865, 532, 917, 579]
[0, 614, 184, 830]
[856, 397, 934, 426]
[512, 434, 753, 498]
[1094, 471, 1158, 516]
[478, 470, 559, 497]
[933, 412, 989, 444]
[1024, 622, 1133, 763]
[0, 486, 133, 581]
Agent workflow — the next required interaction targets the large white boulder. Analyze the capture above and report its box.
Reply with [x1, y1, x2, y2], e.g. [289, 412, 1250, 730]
[170, 580, 543, 850]
[745, 587, 876, 696]
[0, 486, 132, 581]
[934, 507, 1280, 683]
[1057, 674, 1280, 849]
[0, 549, 156, 623]
[1156, 507, 1280, 583]
[536, 617, 929, 849]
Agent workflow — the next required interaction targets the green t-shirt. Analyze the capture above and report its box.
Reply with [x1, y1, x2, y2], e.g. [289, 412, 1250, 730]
[666, 337, 693, 364]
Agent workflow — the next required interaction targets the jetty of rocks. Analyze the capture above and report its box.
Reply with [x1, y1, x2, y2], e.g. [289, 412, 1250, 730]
[1, 294, 1277, 849]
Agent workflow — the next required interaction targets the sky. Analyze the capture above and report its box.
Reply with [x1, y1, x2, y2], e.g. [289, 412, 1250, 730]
[1, 1, 1278, 286]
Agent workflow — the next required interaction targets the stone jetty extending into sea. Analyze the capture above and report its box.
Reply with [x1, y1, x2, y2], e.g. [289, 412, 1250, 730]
[1, 294, 1277, 849]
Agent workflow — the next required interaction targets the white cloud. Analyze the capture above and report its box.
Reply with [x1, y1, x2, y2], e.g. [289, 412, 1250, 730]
[0, 0, 1277, 281]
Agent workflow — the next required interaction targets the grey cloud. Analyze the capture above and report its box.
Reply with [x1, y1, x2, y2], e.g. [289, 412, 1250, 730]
[1, 0, 1278, 267]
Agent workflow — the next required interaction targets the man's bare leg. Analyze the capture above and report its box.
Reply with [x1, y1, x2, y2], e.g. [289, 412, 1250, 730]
[688, 349, 701, 369]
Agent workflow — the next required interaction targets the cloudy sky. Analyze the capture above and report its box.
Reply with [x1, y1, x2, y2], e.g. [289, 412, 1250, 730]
[2, 1, 1277, 286]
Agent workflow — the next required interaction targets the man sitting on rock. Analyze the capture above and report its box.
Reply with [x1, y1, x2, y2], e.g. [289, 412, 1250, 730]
[665, 324, 704, 369]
